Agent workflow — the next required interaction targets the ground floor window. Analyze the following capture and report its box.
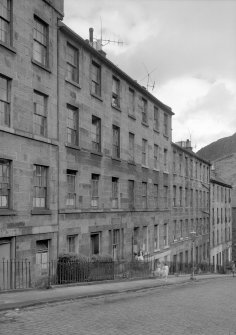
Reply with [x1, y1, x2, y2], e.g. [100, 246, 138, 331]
[91, 233, 100, 255]
[67, 235, 77, 253]
[36, 240, 49, 271]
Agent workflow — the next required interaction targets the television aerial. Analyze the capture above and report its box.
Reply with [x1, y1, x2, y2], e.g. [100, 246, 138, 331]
[140, 63, 157, 91]
[93, 17, 124, 49]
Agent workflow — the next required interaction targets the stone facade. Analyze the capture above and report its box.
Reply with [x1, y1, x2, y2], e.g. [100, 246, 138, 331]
[0, 0, 62, 284]
[232, 207, 236, 262]
[1, 0, 232, 286]
[170, 142, 211, 268]
[57, 24, 173, 262]
[210, 173, 232, 270]
[212, 153, 236, 207]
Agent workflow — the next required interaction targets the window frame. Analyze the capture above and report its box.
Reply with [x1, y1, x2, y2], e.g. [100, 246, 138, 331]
[163, 113, 168, 137]
[128, 88, 135, 116]
[91, 173, 99, 208]
[66, 42, 79, 83]
[112, 177, 119, 209]
[154, 144, 159, 170]
[163, 185, 168, 209]
[91, 61, 101, 97]
[142, 138, 148, 166]
[67, 104, 78, 146]
[128, 132, 135, 163]
[163, 148, 168, 171]
[33, 90, 47, 137]
[0, 0, 11, 46]
[91, 232, 100, 255]
[0, 158, 10, 209]
[112, 76, 120, 108]
[153, 106, 159, 131]
[153, 183, 158, 208]
[33, 16, 48, 67]
[33, 165, 48, 209]
[141, 97, 148, 124]
[154, 224, 159, 250]
[128, 179, 135, 209]
[163, 223, 168, 247]
[91, 115, 101, 153]
[112, 125, 120, 158]
[67, 235, 77, 253]
[66, 169, 76, 208]
[142, 181, 147, 209]
[36, 239, 49, 271]
[0, 74, 10, 127]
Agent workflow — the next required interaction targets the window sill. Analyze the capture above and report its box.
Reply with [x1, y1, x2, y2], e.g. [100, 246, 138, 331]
[142, 165, 149, 169]
[153, 128, 159, 134]
[33, 134, 52, 144]
[141, 121, 149, 128]
[111, 157, 121, 162]
[0, 41, 16, 54]
[163, 134, 169, 140]
[31, 59, 51, 73]
[128, 160, 136, 166]
[65, 79, 81, 89]
[31, 209, 52, 215]
[153, 168, 160, 172]
[0, 209, 16, 216]
[0, 124, 14, 134]
[90, 150, 103, 157]
[111, 104, 121, 112]
[59, 209, 82, 214]
[163, 245, 170, 249]
[91, 93, 103, 102]
[128, 113, 136, 120]
[65, 143, 80, 150]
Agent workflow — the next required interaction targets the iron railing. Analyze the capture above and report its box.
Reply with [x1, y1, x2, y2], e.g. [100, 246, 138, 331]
[0, 259, 31, 291]
[48, 259, 228, 286]
[48, 259, 154, 285]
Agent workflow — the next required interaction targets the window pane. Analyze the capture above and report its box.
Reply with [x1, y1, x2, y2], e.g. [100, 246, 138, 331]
[33, 17, 47, 66]
[33, 165, 47, 208]
[0, 159, 10, 208]
[91, 62, 101, 96]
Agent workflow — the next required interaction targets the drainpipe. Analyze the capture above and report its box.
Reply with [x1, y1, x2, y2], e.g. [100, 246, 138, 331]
[56, 18, 61, 260]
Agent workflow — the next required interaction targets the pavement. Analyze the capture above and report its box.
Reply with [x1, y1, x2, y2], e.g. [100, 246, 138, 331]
[0, 273, 231, 312]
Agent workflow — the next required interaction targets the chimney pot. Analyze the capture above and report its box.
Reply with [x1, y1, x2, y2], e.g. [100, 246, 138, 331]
[89, 27, 94, 44]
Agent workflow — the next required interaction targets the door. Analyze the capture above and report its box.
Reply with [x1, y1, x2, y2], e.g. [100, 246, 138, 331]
[0, 241, 11, 290]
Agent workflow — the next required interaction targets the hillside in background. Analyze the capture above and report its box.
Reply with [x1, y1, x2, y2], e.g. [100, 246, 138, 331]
[197, 132, 236, 162]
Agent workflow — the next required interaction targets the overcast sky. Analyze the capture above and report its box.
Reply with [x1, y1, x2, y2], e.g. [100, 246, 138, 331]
[64, 0, 236, 151]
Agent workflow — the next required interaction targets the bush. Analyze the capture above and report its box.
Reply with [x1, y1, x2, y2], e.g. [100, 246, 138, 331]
[56, 253, 114, 283]
[57, 253, 90, 284]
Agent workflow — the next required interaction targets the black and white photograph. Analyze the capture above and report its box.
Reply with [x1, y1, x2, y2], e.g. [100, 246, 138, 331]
[0, 0, 236, 334]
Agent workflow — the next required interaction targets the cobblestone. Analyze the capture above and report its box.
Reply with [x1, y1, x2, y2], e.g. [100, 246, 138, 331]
[0, 277, 236, 335]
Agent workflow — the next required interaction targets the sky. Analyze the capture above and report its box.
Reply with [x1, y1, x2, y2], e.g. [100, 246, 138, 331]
[64, 0, 236, 152]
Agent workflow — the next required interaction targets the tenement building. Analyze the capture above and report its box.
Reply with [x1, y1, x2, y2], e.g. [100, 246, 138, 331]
[210, 170, 232, 271]
[0, 0, 174, 284]
[170, 140, 211, 270]
[0, 0, 64, 284]
[1, 0, 229, 285]
[57, 22, 174, 263]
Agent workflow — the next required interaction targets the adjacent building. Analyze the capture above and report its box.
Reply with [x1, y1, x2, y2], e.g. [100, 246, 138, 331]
[170, 140, 210, 270]
[210, 170, 232, 271]
[57, 22, 174, 263]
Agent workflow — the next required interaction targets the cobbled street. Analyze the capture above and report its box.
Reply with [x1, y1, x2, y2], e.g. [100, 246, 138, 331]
[0, 277, 236, 335]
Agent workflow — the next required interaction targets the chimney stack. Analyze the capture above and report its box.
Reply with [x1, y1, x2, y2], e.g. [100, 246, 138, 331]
[89, 27, 94, 44]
